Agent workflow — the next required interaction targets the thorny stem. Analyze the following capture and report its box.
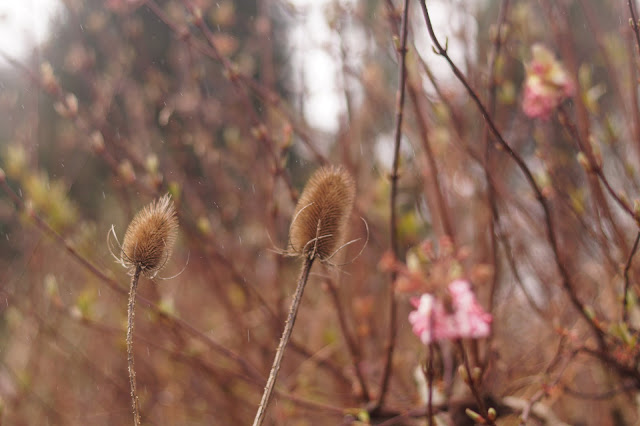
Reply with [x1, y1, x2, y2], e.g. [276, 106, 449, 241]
[418, 0, 606, 346]
[376, 0, 410, 413]
[252, 256, 314, 426]
[127, 266, 143, 426]
[195, 232, 348, 384]
[623, 231, 640, 323]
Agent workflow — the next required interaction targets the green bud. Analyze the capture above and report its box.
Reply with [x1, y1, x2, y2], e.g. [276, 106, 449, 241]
[488, 407, 497, 421]
[472, 367, 482, 383]
[465, 408, 486, 424]
[458, 365, 469, 384]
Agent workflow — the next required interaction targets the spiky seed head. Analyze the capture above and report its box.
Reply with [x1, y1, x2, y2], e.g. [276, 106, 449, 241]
[289, 166, 355, 261]
[121, 194, 178, 277]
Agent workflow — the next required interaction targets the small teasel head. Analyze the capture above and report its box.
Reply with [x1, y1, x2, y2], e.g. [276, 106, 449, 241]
[289, 166, 356, 261]
[110, 194, 179, 278]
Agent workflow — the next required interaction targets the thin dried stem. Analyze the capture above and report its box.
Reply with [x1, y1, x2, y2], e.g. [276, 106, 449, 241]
[376, 0, 410, 412]
[557, 106, 636, 222]
[385, 0, 455, 242]
[483, 0, 510, 317]
[252, 256, 314, 426]
[520, 344, 575, 425]
[325, 279, 370, 401]
[457, 340, 494, 426]
[426, 344, 434, 426]
[127, 266, 143, 426]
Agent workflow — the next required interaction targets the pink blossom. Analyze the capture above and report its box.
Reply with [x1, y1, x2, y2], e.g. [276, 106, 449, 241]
[522, 44, 575, 120]
[408, 280, 492, 345]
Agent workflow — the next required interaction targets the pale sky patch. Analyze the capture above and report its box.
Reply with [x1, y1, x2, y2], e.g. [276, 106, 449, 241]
[0, 0, 62, 66]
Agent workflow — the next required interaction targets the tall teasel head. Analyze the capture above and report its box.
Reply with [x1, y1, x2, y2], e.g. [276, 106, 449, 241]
[113, 194, 179, 278]
[289, 166, 356, 261]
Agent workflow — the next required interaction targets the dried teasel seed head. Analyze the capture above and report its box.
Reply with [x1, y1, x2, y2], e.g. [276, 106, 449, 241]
[121, 194, 178, 277]
[289, 166, 355, 261]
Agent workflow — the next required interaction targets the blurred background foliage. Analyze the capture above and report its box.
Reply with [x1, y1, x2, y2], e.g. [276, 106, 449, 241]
[1, 0, 640, 424]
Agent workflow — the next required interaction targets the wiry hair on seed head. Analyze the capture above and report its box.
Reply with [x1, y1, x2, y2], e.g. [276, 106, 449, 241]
[289, 166, 355, 261]
[117, 194, 178, 278]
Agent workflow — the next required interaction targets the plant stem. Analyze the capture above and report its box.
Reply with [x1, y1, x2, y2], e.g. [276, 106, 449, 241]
[127, 266, 142, 426]
[623, 231, 640, 323]
[376, 0, 410, 413]
[253, 256, 314, 426]
[457, 340, 494, 426]
[427, 344, 434, 426]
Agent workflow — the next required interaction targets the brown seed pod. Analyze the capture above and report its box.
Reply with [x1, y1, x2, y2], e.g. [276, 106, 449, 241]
[289, 166, 355, 261]
[120, 194, 178, 277]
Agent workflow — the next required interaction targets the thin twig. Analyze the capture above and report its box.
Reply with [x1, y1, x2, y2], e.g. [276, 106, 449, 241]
[385, 0, 455, 242]
[577, 346, 640, 387]
[623, 232, 640, 323]
[457, 341, 494, 425]
[253, 257, 314, 426]
[325, 279, 371, 401]
[375, 0, 411, 413]
[483, 0, 510, 317]
[562, 382, 637, 400]
[557, 107, 636, 222]
[127, 266, 143, 426]
[520, 343, 574, 425]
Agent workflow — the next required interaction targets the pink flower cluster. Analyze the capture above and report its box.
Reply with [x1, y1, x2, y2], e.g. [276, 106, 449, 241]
[522, 44, 575, 120]
[408, 280, 492, 344]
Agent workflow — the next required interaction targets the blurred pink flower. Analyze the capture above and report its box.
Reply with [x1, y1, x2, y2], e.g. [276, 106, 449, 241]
[408, 280, 492, 344]
[522, 44, 575, 120]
